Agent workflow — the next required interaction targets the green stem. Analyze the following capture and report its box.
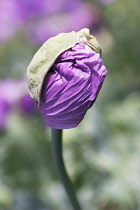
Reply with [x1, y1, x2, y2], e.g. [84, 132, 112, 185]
[51, 128, 81, 210]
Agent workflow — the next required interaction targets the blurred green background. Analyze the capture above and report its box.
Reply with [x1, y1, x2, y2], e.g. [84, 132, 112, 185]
[0, 0, 140, 209]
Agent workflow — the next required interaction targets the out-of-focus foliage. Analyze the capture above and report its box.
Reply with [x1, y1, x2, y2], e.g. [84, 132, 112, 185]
[0, 0, 140, 209]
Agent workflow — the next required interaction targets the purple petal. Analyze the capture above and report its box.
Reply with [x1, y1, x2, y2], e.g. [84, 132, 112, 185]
[40, 42, 107, 129]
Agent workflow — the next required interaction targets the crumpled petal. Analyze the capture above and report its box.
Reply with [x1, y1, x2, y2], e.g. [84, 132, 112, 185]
[40, 42, 107, 129]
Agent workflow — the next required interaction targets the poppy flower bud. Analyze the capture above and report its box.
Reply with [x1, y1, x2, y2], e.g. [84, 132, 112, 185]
[27, 28, 107, 129]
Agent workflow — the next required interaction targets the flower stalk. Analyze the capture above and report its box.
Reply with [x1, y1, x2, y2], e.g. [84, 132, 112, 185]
[51, 128, 81, 210]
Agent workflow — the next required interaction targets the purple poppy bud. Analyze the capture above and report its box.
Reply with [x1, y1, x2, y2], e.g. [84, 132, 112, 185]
[40, 42, 107, 129]
[27, 29, 107, 129]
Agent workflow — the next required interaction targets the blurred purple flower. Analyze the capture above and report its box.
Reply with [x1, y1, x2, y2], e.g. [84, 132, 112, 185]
[0, 100, 10, 130]
[0, 0, 102, 44]
[15, 0, 64, 19]
[20, 94, 36, 115]
[0, 0, 43, 42]
[40, 42, 107, 129]
[0, 79, 36, 131]
[0, 0, 22, 43]
[15, 0, 45, 20]
[30, 2, 102, 44]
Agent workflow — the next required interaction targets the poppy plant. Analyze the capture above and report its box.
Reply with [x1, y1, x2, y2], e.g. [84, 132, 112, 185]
[27, 28, 107, 210]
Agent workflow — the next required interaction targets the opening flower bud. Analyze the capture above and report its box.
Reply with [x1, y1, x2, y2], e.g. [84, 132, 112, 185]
[27, 28, 107, 129]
